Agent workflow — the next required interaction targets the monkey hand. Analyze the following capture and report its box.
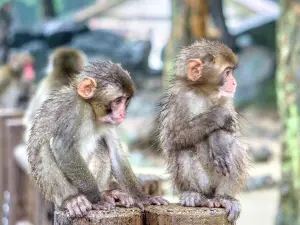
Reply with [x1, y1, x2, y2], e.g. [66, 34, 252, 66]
[210, 150, 231, 176]
[64, 195, 92, 217]
[180, 191, 213, 207]
[101, 189, 134, 208]
[211, 195, 241, 222]
[224, 116, 236, 132]
[208, 131, 231, 176]
[134, 195, 169, 210]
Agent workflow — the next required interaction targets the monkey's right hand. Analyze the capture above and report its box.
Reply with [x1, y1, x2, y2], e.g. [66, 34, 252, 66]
[64, 195, 92, 217]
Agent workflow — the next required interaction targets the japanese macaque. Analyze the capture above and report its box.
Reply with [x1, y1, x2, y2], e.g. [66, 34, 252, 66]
[24, 47, 87, 142]
[27, 61, 168, 218]
[0, 52, 35, 108]
[158, 40, 248, 223]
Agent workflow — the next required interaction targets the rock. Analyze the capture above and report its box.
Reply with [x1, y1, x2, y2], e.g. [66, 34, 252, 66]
[245, 175, 276, 191]
[71, 30, 151, 71]
[234, 45, 275, 106]
[251, 146, 273, 163]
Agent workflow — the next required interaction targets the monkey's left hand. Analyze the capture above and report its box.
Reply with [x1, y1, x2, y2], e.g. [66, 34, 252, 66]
[208, 130, 232, 176]
[101, 189, 135, 208]
[134, 195, 169, 210]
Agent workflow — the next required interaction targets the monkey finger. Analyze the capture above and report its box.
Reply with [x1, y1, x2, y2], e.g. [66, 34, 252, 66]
[72, 202, 83, 217]
[135, 201, 145, 210]
[77, 198, 88, 215]
[214, 201, 221, 208]
[155, 197, 169, 205]
[66, 204, 76, 218]
[149, 197, 161, 206]
[79, 196, 92, 210]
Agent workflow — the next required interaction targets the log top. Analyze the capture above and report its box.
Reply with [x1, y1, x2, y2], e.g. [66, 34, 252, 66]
[54, 207, 142, 225]
[55, 204, 232, 225]
[144, 204, 231, 225]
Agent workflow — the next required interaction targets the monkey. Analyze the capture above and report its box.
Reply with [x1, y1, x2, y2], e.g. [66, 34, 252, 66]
[27, 61, 168, 218]
[157, 40, 248, 223]
[23, 47, 87, 142]
[0, 52, 35, 108]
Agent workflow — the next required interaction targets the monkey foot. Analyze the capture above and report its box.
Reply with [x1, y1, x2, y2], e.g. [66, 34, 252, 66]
[211, 197, 241, 222]
[65, 195, 92, 217]
[134, 195, 169, 210]
[92, 200, 115, 211]
[180, 191, 210, 207]
[101, 189, 134, 208]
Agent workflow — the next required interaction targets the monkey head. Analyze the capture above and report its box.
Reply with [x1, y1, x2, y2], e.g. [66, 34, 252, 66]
[76, 61, 135, 125]
[49, 47, 87, 76]
[8, 52, 35, 80]
[175, 39, 237, 98]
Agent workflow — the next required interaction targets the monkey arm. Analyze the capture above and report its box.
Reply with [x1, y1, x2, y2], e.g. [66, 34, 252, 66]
[168, 107, 235, 151]
[105, 132, 145, 198]
[208, 130, 233, 176]
[51, 134, 101, 203]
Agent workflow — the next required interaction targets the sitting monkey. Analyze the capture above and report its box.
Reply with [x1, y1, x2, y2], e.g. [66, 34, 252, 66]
[158, 40, 249, 223]
[27, 61, 168, 217]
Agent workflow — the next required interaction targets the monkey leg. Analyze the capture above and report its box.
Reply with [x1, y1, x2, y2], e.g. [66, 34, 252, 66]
[171, 150, 211, 207]
[88, 151, 116, 210]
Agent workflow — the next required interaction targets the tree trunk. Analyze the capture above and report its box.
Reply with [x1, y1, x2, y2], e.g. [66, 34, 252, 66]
[163, 0, 208, 87]
[40, 0, 56, 19]
[276, 0, 300, 225]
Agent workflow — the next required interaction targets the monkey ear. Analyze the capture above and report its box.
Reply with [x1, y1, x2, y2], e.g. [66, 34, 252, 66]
[77, 77, 97, 99]
[187, 59, 203, 81]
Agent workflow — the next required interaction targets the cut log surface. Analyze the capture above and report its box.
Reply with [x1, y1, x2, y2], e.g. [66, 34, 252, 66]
[144, 204, 232, 225]
[54, 207, 142, 225]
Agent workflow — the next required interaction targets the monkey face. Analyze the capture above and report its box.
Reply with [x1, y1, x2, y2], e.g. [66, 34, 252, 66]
[76, 62, 135, 126]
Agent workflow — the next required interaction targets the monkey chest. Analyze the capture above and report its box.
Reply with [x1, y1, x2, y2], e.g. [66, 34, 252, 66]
[79, 133, 101, 161]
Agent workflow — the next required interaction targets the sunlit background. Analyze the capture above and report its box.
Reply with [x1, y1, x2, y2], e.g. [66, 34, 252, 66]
[0, 0, 298, 225]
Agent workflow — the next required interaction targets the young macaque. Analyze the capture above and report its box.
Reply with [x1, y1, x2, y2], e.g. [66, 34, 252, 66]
[0, 52, 35, 108]
[27, 61, 168, 218]
[158, 40, 248, 223]
[24, 47, 87, 142]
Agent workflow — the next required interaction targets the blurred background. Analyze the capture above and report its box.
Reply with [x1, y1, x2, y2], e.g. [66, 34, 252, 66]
[0, 0, 298, 225]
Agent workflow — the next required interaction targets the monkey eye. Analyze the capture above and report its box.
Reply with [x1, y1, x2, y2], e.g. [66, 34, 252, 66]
[115, 97, 123, 105]
[225, 69, 231, 77]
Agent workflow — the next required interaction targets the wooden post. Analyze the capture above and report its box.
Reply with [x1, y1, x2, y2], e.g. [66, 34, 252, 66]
[138, 175, 162, 196]
[5, 117, 53, 225]
[144, 204, 232, 225]
[0, 109, 23, 220]
[5, 118, 24, 225]
[54, 207, 142, 225]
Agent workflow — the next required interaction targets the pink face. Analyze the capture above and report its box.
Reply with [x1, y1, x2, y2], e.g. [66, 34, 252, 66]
[220, 67, 237, 94]
[97, 96, 129, 125]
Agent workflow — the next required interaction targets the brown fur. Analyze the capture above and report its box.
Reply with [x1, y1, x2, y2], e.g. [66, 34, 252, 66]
[158, 39, 248, 223]
[27, 61, 168, 217]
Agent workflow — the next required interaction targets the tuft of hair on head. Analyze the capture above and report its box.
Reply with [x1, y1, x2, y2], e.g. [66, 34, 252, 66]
[174, 39, 237, 77]
[75, 60, 135, 94]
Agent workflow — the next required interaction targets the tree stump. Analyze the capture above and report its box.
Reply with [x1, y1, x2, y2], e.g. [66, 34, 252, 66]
[54, 207, 142, 225]
[144, 204, 231, 225]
